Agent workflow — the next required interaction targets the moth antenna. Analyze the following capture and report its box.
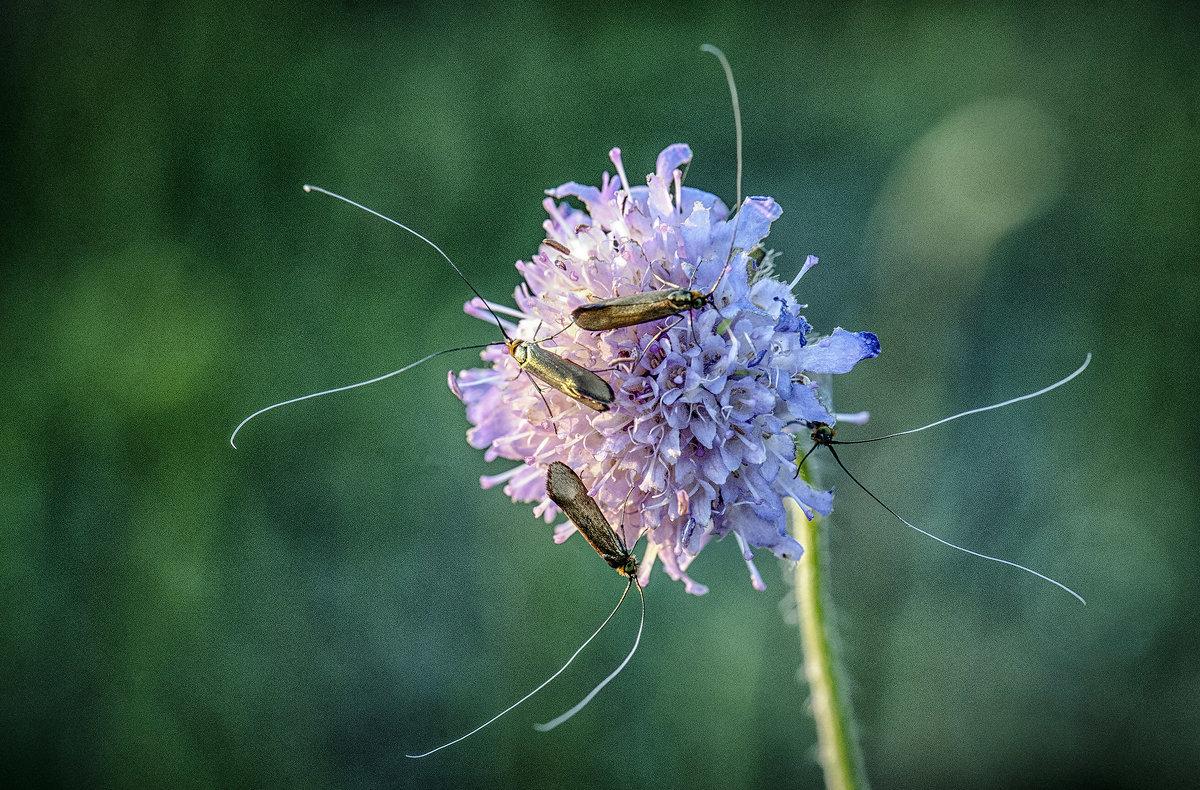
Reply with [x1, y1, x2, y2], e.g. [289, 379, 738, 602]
[614, 479, 640, 555]
[824, 445, 1085, 605]
[700, 44, 742, 208]
[835, 353, 1092, 446]
[534, 578, 645, 732]
[793, 440, 822, 477]
[678, 159, 692, 191]
[230, 344, 493, 448]
[404, 580, 635, 759]
[303, 185, 512, 341]
[463, 297, 520, 334]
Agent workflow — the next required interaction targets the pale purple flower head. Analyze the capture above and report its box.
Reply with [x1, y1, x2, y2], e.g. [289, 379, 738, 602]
[449, 145, 879, 594]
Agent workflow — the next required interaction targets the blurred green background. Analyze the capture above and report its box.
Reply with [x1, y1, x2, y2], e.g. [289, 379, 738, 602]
[4, 2, 1198, 788]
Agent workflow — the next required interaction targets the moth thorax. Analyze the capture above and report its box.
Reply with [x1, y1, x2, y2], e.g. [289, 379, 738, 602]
[662, 289, 700, 310]
[508, 339, 529, 366]
[617, 555, 639, 578]
[811, 422, 836, 445]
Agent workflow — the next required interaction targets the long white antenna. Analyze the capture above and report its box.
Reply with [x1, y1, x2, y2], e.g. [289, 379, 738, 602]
[405, 580, 637, 759]
[701, 44, 742, 208]
[838, 353, 1092, 445]
[230, 185, 529, 448]
[303, 185, 512, 339]
[824, 445, 1086, 605]
[229, 344, 489, 448]
[534, 580, 645, 731]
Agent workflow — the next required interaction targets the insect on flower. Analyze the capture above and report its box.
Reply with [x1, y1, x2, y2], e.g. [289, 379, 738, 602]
[228, 187, 614, 448]
[545, 461, 640, 578]
[569, 47, 756, 349]
[451, 47, 882, 594]
[405, 461, 644, 758]
[793, 354, 1093, 604]
[571, 280, 723, 332]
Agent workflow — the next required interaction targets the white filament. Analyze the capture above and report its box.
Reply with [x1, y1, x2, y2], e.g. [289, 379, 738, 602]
[405, 579, 637, 758]
[856, 353, 1092, 443]
[534, 579, 645, 732]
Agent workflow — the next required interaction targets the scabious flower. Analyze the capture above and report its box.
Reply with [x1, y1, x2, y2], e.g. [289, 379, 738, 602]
[449, 144, 879, 593]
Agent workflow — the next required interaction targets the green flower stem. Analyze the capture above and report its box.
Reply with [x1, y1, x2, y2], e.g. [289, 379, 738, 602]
[788, 499, 868, 790]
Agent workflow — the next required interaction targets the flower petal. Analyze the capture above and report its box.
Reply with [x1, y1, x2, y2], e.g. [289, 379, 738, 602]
[797, 329, 881, 374]
[456, 144, 877, 593]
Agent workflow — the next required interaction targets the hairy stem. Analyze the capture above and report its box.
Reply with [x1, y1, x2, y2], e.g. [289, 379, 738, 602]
[788, 499, 868, 790]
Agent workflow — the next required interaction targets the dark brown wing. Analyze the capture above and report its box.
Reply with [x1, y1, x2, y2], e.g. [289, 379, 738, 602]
[521, 344, 614, 410]
[546, 462, 630, 571]
[572, 289, 685, 330]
